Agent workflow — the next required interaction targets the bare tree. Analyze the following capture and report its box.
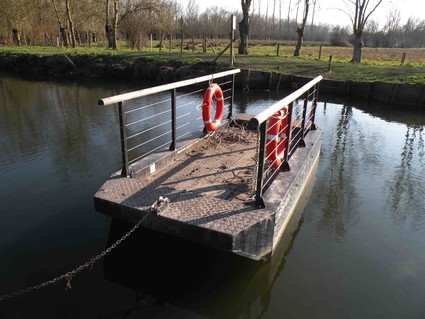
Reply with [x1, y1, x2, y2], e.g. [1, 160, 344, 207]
[310, 0, 318, 28]
[239, 0, 252, 54]
[341, 0, 384, 63]
[65, 0, 77, 47]
[105, 0, 114, 48]
[112, 0, 119, 48]
[184, 0, 200, 37]
[0, 0, 35, 45]
[294, 0, 309, 56]
[52, 0, 68, 47]
[383, 8, 401, 34]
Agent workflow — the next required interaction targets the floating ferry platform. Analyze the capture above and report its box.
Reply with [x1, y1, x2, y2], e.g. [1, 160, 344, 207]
[94, 70, 322, 261]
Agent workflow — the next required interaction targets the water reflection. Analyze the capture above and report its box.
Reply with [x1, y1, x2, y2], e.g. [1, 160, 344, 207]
[0, 77, 121, 178]
[101, 167, 315, 318]
[103, 220, 270, 318]
[2, 75, 425, 318]
[387, 125, 425, 230]
[313, 104, 359, 240]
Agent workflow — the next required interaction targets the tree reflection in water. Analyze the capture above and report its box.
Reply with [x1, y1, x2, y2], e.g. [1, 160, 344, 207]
[387, 125, 425, 231]
[313, 104, 360, 241]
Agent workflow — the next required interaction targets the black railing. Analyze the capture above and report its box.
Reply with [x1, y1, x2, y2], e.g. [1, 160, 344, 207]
[250, 76, 323, 208]
[98, 69, 241, 177]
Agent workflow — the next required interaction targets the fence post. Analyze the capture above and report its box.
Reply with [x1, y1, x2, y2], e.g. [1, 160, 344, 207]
[328, 55, 333, 73]
[230, 14, 236, 66]
[277, 43, 280, 57]
[169, 34, 172, 52]
[192, 35, 195, 52]
[150, 34, 152, 52]
[319, 45, 323, 59]
[118, 102, 129, 177]
[137, 34, 142, 51]
[180, 16, 184, 53]
[401, 52, 407, 64]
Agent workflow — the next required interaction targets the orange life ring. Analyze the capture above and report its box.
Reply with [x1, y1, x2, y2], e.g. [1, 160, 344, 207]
[266, 106, 289, 168]
[202, 83, 224, 132]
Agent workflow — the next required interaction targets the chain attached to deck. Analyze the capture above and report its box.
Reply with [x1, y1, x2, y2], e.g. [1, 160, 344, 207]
[0, 214, 148, 302]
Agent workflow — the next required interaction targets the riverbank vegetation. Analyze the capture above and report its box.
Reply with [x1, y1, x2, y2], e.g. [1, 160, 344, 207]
[1, 43, 425, 85]
[2, 0, 425, 49]
[2, 0, 425, 84]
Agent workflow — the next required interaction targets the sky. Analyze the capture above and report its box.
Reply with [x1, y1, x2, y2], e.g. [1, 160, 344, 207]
[181, 0, 425, 28]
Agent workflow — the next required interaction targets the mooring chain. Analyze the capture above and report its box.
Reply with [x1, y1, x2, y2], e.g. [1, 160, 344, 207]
[0, 214, 148, 302]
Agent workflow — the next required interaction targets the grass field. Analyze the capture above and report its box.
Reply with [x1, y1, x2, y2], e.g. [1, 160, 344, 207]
[1, 41, 425, 85]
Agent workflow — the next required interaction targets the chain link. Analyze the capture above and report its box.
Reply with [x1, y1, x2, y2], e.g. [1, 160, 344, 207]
[0, 214, 148, 302]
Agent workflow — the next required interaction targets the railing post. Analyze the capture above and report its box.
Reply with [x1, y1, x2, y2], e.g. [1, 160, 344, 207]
[300, 89, 308, 147]
[118, 101, 129, 177]
[282, 101, 293, 169]
[227, 74, 235, 119]
[254, 121, 267, 208]
[170, 89, 177, 151]
[311, 83, 319, 130]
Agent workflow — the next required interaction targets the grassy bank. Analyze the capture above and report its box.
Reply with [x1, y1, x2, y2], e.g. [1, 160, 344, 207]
[1, 44, 425, 85]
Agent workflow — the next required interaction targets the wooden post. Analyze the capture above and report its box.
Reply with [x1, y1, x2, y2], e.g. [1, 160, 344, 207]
[230, 14, 236, 66]
[180, 15, 183, 53]
[203, 36, 207, 53]
[137, 34, 142, 51]
[319, 45, 323, 59]
[277, 43, 280, 57]
[159, 34, 163, 52]
[150, 34, 152, 52]
[328, 55, 333, 73]
[169, 34, 172, 52]
[44, 31, 52, 46]
[192, 35, 195, 52]
[401, 52, 407, 64]
[205, 37, 216, 54]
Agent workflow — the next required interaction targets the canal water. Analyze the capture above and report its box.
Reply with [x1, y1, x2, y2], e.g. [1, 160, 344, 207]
[0, 75, 424, 318]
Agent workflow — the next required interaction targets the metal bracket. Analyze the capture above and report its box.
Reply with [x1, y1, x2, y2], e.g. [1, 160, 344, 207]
[150, 196, 170, 215]
[254, 195, 266, 208]
[280, 162, 290, 172]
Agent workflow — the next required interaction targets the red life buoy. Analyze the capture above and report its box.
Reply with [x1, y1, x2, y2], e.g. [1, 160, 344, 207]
[202, 83, 224, 132]
[266, 107, 289, 168]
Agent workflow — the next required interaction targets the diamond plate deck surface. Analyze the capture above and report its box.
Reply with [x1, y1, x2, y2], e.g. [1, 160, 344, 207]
[95, 127, 273, 235]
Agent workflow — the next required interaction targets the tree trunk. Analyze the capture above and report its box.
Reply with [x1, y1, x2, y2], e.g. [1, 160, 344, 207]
[105, 0, 114, 48]
[294, 0, 309, 57]
[351, 32, 363, 63]
[294, 28, 303, 56]
[66, 0, 76, 47]
[238, 20, 248, 54]
[238, 0, 252, 55]
[12, 28, 21, 46]
[112, 0, 119, 49]
[60, 27, 68, 47]
[52, 0, 69, 47]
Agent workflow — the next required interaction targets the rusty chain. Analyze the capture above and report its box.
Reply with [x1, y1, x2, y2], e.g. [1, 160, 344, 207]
[0, 214, 148, 302]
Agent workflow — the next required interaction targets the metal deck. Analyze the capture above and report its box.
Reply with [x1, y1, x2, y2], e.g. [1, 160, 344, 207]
[94, 122, 322, 260]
